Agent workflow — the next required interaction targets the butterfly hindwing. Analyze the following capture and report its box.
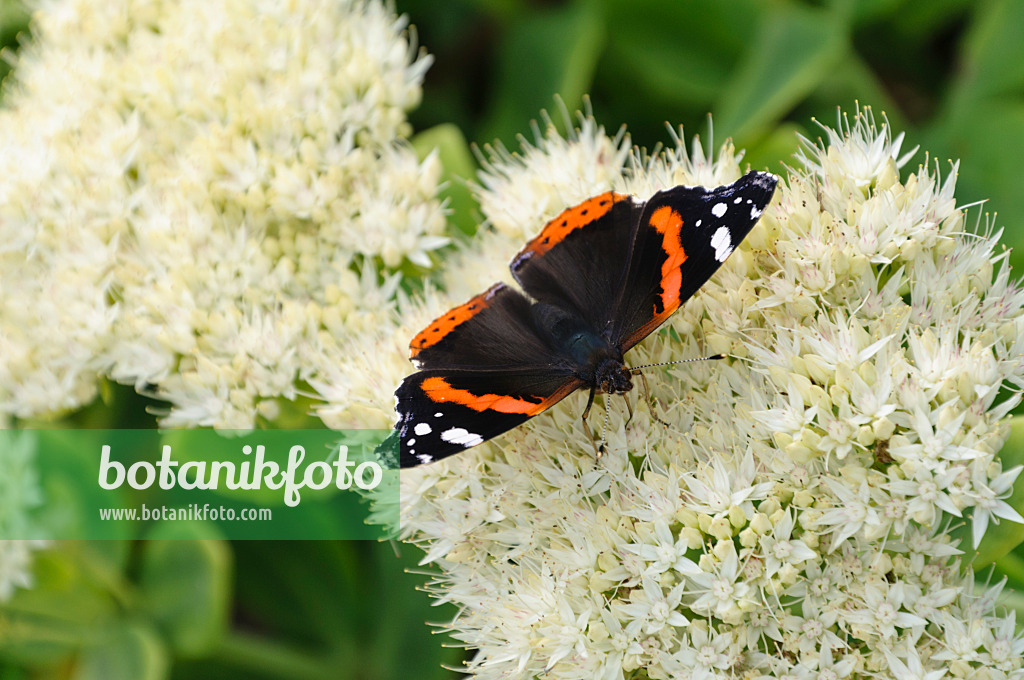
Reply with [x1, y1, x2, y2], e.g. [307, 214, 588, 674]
[395, 369, 583, 466]
[611, 171, 778, 351]
[410, 282, 556, 370]
[400, 282, 585, 466]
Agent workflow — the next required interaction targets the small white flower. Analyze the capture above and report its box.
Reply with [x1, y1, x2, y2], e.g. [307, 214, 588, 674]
[758, 511, 816, 577]
[688, 542, 755, 623]
[846, 583, 928, 640]
[623, 519, 702, 578]
[967, 462, 1024, 548]
[883, 645, 947, 680]
[614, 575, 689, 636]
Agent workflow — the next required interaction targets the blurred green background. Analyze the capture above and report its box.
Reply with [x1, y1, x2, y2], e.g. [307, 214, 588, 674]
[3, 0, 1024, 679]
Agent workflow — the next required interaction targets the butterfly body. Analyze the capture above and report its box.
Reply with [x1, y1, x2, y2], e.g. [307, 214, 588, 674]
[393, 171, 778, 467]
[529, 301, 630, 391]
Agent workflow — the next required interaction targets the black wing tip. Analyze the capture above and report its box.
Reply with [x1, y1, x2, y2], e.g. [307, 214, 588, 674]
[741, 169, 779, 192]
[648, 171, 779, 204]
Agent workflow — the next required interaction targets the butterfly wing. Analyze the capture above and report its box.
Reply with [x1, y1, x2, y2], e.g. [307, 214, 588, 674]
[399, 282, 583, 467]
[395, 368, 583, 466]
[610, 171, 777, 351]
[509, 191, 643, 329]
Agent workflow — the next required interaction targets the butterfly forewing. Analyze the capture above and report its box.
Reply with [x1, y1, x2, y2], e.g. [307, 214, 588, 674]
[510, 191, 641, 331]
[611, 171, 777, 351]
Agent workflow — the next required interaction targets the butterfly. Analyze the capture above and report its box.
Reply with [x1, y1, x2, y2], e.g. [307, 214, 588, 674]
[390, 170, 777, 467]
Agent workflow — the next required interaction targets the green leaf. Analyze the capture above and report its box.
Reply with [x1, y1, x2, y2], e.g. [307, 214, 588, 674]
[715, 4, 849, 144]
[479, 0, 605, 145]
[798, 52, 909, 134]
[231, 541, 362, 649]
[0, 542, 142, 668]
[0, 0, 29, 47]
[137, 524, 231, 657]
[228, 541, 462, 679]
[412, 124, 475, 181]
[412, 124, 479, 235]
[926, 1, 1024, 271]
[926, 101, 1024, 265]
[742, 122, 805, 177]
[992, 550, 1024, 592]
[71, 623, 169, 680]
[877, 0, 973, 43]
[845, 0, 909, 24]
[362, 544, 464, 680]
[602, 0, 763, 110]
[955, 0, 1024, 102]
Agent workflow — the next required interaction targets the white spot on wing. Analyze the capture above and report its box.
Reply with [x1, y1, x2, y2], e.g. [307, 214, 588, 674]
[734, 196, 743, 204]
[695, 219, 702, 227]
[408, 438, 416, 446]
[441, 427, 484, 447]
[711, 202, 727, 218]
[414, 422, 432, 436]
[711, 227, 733, 262]
[434, 412, 443, 418]
[751, 206, 762, 219]
[416, 453, 433, 464]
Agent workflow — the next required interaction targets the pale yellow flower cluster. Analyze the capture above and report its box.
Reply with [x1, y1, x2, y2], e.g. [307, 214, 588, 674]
[0, 0, 443, 427]
[387, 111, 1024, 679]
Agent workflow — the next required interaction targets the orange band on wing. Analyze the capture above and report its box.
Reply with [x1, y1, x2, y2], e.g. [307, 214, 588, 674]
[420, 376, 546, 414]
[649, 205, 687, 311]
[516, 192, 627, 260]
[410, 284, 502, 359]
[420, 375, 584, 417]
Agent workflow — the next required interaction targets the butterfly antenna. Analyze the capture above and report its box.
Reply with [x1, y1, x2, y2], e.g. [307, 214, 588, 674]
[599, 401, 611, 456]
[630, 353, 725, 372]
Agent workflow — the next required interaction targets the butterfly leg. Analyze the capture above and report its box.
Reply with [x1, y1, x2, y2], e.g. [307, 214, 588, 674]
[580, 385, 603, 458]
[632, 369, 671, 427]
[623, 392, 635, 424]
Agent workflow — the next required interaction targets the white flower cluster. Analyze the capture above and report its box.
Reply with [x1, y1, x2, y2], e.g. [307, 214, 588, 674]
[393, 111, 1024, 679]
[0, 0, 444, 427]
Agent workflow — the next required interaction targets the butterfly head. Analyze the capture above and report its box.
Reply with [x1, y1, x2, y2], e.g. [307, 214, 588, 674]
[594, 358, 633, 395]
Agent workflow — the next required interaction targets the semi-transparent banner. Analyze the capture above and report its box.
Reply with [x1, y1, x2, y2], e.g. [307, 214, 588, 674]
[0, 429, 397, 540]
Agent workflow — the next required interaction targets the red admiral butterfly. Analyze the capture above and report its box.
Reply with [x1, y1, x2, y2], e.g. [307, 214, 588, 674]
[392, 170, 777, 467]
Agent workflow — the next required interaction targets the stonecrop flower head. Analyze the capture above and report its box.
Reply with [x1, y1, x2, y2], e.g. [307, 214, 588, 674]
[0, 0, 444, 427]
[385, 109, 1024, 679]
